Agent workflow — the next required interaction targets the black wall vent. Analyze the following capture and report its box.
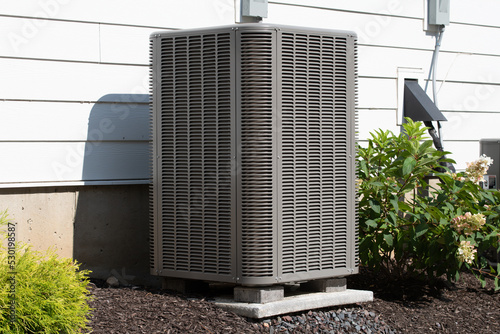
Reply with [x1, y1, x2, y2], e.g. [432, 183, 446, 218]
[403, 79, 446, 122]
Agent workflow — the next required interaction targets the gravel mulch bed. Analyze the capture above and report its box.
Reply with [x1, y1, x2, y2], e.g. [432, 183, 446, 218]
[88, 268, 499, 333]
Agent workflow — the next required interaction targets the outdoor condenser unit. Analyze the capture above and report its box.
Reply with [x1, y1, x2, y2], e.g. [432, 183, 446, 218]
[150, 24, 358, 286]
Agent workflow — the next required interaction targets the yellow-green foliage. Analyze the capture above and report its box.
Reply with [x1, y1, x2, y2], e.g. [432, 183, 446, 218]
[0, 211, 93, 333]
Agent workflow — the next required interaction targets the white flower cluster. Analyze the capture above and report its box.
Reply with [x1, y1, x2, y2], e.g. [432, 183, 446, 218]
[465, 154, 493, 184]
[457, 240, 477, 264]
[450, 212, 486, 236]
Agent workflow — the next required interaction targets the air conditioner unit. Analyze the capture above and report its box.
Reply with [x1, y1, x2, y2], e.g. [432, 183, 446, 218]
[150, 24, 358, 286]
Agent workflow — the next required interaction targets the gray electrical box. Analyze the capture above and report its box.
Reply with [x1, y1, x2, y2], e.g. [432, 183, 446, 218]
[241, 0, 268, 18]
[428, 0, 450, 25]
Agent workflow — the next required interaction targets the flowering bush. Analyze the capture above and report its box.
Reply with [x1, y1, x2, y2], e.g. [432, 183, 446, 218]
[357, 118, 500, 289]
[465, 154, 493, 184]
[450, 212, 485, 236]
[457, 240, 477, 264]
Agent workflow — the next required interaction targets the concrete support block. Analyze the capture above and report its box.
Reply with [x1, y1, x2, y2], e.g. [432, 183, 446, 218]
[301, 278, 346, 293]
[234, 286, 284, 303]
[216, 289, 374, 319]
[162, 278, 209, 294]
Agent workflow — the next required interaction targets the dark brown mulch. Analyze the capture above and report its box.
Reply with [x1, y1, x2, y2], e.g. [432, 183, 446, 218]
[88, 285, 259, 334]
[88, 268, 499, 333]
[347, 267, 500, 333]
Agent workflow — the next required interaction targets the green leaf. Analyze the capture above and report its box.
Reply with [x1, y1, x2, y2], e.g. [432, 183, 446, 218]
[417, 140, 434, 156]
[368, 199, 380, 214]
[383, 233, 394, 247]
[445, 202, 454, 213]
[483, 191, 495, 203]
[398, 201, 411, 212]
[388, 211, 398, 226]
[359, 160, 369, 177]
[402, 156, 417, 176]
[415, 223, 429, 238]
[389, 197, 399, 212]
[426, 206, 444, 220]
[364, 220, 378, 229]
[479, 275, 486, 288]
[369, 181, 384, 187]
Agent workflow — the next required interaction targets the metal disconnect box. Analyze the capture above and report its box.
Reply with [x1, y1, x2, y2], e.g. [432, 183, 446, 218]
[150, 24, 358, 286]
[480, 139, 500, 190]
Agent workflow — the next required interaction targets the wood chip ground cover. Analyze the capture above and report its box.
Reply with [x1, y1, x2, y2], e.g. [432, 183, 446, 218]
[88, 268, 499, 333]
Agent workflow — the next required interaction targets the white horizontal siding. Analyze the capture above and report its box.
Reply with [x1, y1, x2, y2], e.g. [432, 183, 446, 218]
[0, 59, 148, 101]
[0, 16, 100, 61]
[359, 46, 500, 84]
[357, 109, 399, 140]
[266, 2, 500, 56]
[443, 141, 482, 171]
[0, 16, 159, 64]
[270, 0, 423, 19]
[0, 0, 235, 28]
[358, 78, 396, 110]
[0, 98, 149, 186]
[266, 4, 429, 47]
[437, 82, 500, 113]
[270, 0, 500, 29]
[0, 142, 149, 185]
[358, 77, 500, 113]
[1, 0, 500, 185]
[0, 100, 149, 141]
[442, 111, 500, 141]
[99, 25, 161, 64]
[450, 0, 500, 27]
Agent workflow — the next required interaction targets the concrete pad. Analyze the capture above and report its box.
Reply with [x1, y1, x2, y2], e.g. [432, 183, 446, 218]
[214, 289, 373, 319]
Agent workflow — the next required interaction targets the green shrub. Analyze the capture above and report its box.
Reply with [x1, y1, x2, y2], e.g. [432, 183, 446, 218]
[357, 118, 500, 289]
[0, 211, 93, 333]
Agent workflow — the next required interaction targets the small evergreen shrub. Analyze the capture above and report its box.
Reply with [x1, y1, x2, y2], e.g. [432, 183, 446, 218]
[357, 119, 500, 289]
[0, 211, 93, 333]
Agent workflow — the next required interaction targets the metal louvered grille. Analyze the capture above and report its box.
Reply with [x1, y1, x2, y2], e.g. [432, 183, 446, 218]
[151, 25, 357, 285]
[149, 38, 155, 270]
[281, 32, 352, 274]
[238, 31, 275, 278]
[353, 40, 359, 264]
[157, 33, 233, 276]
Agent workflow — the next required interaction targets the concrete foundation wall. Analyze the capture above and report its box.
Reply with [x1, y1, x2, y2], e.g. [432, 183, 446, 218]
[0, 185, 160, 287]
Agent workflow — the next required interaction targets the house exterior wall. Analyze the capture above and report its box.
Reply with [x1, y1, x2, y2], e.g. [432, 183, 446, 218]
[0, 184, 158, 286]
[1, 0, 499, 187]
[1, 0, 499, 285]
